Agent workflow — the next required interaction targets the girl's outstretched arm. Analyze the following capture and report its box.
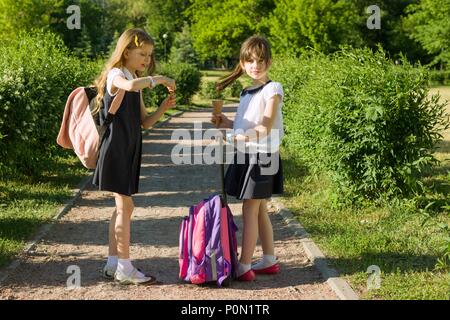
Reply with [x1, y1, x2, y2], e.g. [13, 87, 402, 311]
[152, 76, 176, 92]
[112, 75, 176, 94]
[111, 75, 154, 93]
[139, 91, 176, 130]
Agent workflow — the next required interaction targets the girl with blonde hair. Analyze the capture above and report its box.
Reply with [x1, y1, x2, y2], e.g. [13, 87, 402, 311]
[92, 28, 176, 285]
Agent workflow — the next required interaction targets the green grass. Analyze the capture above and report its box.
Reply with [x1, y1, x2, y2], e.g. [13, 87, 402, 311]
[146, 68, 242, 113]
[281, 148, 450, 299]
[191, 95, 240, 109]
[200, 69, 230, 78]
[200, 69, 229, 84]
[279, 87, 450, 300]
[0, 155, 89, 267]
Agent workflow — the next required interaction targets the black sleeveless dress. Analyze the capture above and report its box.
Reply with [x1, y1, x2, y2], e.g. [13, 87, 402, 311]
[93, 87, 142, 196]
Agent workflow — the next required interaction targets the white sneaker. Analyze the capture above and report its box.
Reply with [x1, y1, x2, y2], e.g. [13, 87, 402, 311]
[114, 267, 157, 285]
[102, 265, 116, 279]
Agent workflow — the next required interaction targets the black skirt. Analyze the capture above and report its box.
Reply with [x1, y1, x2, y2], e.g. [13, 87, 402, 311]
[224, 151, 284, 200]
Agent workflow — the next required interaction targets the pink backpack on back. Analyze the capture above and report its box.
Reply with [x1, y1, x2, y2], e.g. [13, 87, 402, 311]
[56, 87, 124, 169]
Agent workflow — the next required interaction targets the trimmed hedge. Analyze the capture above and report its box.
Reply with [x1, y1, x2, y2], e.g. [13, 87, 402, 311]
[271, 47, 449, 202]
[0, 30, 100, 178]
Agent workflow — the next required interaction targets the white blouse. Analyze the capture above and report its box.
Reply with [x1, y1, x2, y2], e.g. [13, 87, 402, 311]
[233, 81, 285, 153]
[106, 67, 136, 96]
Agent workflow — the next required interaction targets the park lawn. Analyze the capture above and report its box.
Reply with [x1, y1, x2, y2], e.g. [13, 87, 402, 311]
[280, 86, 450, 300]
[0, 155, 89, 268]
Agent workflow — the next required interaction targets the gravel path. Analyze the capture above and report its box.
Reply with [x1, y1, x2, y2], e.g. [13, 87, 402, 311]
[0, 105, 337, 300]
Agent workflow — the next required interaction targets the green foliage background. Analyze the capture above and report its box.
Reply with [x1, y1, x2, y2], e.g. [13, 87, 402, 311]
[0, 30, 100, 178]
[271, 48, 449, 202]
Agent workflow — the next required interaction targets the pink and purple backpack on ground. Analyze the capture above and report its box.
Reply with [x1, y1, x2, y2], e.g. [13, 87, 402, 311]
[179, 194, 238, 287]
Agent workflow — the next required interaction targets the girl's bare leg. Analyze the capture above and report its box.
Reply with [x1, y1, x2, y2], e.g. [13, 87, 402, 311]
[257, 199, 274, 256]
[113, 193, 134, 259]
[239, 199, 262, 265]
[108, 209, 118, 256]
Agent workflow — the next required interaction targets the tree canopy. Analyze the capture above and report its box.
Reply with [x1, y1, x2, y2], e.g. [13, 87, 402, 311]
[403, 0, 450, 68]
[0, 0, 447, 68]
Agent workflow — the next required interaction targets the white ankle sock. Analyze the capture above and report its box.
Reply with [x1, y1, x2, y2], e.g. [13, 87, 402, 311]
[117, 259, 134, 275]
[252, 255, 277, 270]
[117, 259, 146, 278]
[106, 256, 118, 268]
[238, 263, 251, 276]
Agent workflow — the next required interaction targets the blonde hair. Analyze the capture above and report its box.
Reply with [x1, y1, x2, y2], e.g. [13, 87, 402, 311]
[92, 28, 156, 114]
[216, 35, 272, 91]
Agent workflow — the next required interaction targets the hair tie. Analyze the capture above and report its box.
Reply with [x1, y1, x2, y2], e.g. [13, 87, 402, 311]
[134, 35, 140, 47]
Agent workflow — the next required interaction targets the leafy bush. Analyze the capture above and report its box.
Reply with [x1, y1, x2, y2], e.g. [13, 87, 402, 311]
[226, 80, 243, 98]
[271, 47, 449, 202]
[0, 30, 100, 178]
[201, 81, 223, 99]
[149, 62, 201, 106]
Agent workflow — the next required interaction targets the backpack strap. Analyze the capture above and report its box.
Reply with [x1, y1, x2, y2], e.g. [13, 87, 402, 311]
[83, 86, 125, 152]
[84, 86, 97, 101]
[103, 90, 125, 127]
[108, 89, 126, 115]
[84, 87, 125, 113]
[84, 87, 125, 125]
[205, 198, 217, 283]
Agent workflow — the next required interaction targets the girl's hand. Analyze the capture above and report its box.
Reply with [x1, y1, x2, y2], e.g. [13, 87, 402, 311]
[160, 93, 176, 111]
[151, 76, 176, 93]
[211, 113, 231, 128]
[164, 77, 176, 93]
